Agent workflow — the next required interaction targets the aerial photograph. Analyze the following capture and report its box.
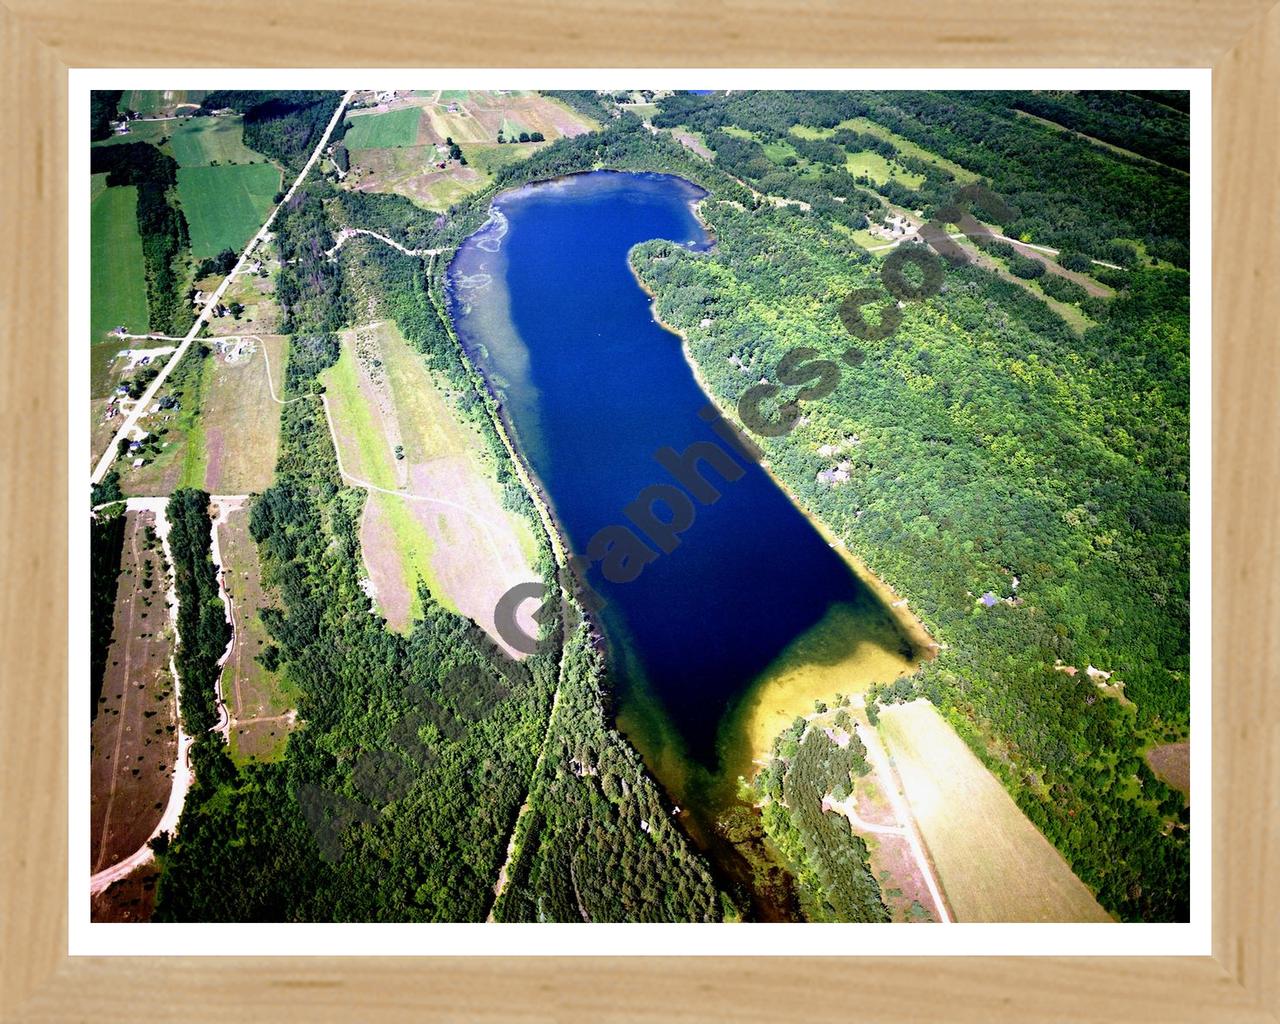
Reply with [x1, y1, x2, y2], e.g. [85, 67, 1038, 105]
[85, 87, 1191, 926]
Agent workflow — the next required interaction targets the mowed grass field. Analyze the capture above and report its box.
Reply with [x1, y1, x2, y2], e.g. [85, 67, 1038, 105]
[91, 178, 149, 392]
[844, 149, 926, 189]
[168, 115, 263, 167]
[878, 699, 1112, 922]
[322, 321, 538, 650]
[345, 106, 422, 149]
[177, 163, 281, 258]
[198, 336, 288, 494]
[220, 504, 298, 764]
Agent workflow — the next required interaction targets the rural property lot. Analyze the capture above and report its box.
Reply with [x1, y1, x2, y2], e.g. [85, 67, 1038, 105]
[177, 163, 282, 258]
[321, 320, 539, 652]
[345, 106, 422, 149]
[878, 699, 1112, 922]
[200, 335, 288, 494]
[90, 509, 179, 874]
[219, 504, 297, 764]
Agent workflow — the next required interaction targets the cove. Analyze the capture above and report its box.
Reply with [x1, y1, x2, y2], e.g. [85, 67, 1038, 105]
[447, 171, 918, 912]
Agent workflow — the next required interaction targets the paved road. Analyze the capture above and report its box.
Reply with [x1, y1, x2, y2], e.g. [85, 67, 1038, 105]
[91, 90, 355, 487]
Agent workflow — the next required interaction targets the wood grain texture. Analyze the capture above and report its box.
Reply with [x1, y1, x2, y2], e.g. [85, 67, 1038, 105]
[0, 1, 1276, 1020]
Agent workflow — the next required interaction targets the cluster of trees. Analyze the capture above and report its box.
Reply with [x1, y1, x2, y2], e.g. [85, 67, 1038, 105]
[90, 504, 127, 718]
[753, 719, 888, 922]
[198, 91, 345, 172]
[273, 182, 347, 334]
[631, 111, 1191, 919]
[194, 247, 238, 280]
[90, 141, 192, 334]
[165, 489, 230, 736]
[90, 90, 121, 141]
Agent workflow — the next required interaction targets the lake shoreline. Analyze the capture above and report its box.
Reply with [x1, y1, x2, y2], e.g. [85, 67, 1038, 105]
[627, 256, 941, 673]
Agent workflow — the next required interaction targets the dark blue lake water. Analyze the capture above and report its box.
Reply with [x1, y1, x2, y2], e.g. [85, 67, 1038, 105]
[447, 171, 904, 775]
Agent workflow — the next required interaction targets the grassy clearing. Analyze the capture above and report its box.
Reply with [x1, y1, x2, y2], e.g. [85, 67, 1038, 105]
[844, 149, 926, 189]
[838, 117, 980, 183]
[167, 115, 263, 167]
[176, 163, 281, 258]
[199, 336, 288, 493]
[345, 106, 422, 149]
[221, 505, 298, 764]
[878, 699, 1111, 922]
[91, 181, 148, 356]
[462, 142, 546, 177]
[92, 120, 171, 149]
[322, 321, 538, 648]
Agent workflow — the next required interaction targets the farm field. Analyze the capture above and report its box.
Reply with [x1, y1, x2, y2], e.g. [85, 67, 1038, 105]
[177, 163, 281, 258]
[878, 699, 1112, 922]
[167, 114, 264, 167]
[90, 509, 178, 875]
[341, 91, 595, 211]
[92, 120, 170, 149]
[219, 503, 298, 764]
[345, 106, 422, 149]
[320, 320, 538, 651]
[91, 179, 149, 386]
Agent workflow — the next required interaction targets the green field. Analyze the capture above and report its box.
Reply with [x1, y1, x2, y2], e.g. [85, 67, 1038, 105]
[176, 163, 281, 258]
[91, 179, 148, 393]
[168, 115, 263, 167]
[345, 107, 422, 149]
[91, 120, 170, 149]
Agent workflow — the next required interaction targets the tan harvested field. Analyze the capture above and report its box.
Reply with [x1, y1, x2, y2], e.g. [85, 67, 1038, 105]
[322, 321, 539, 653]
[878, 699, 1112, 922]
[90, 509, 178, 874]
[219, 504, 297, 764]
[90, 862, 160, 923]
[1146, 741, 1191, 798]
[199, 335, 288, 494]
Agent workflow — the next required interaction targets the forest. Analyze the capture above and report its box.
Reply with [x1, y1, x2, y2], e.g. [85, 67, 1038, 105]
[754, 716, 888, 922]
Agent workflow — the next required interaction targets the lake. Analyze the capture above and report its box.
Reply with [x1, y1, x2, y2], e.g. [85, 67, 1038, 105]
[448, 170, 916, 912]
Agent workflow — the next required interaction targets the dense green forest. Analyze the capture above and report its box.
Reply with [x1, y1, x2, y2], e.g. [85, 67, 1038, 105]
[754, 716, 888, 922]
[89, 504, 126, 718]
[90, 90, 121, 142]
[166, 489, 230, 736]
[90, 141, 192, 334]
[630, 91, 1190, 920]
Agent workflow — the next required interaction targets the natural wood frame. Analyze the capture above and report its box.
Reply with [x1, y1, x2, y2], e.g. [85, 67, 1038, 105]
[2, 2, 1276, 1019]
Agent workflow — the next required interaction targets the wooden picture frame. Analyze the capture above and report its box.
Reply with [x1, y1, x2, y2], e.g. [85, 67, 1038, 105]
[2, 3, 1275, 1019]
